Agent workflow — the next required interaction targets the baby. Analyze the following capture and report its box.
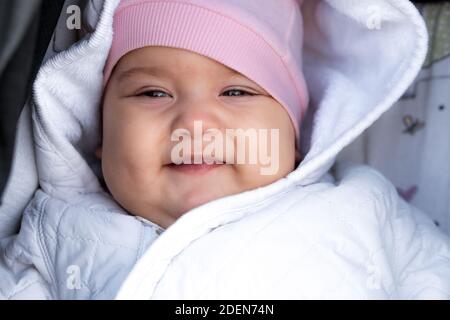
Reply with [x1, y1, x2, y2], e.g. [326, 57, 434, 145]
[1, 0, 450, 300]
[97, 45, 302, 229]
[96, 0, 309, 230]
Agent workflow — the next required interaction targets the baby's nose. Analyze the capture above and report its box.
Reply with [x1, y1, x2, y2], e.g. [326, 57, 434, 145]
[170, 96, 225, 137]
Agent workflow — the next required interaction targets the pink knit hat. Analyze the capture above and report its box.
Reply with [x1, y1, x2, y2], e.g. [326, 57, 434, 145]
[103, 0, 309, 138]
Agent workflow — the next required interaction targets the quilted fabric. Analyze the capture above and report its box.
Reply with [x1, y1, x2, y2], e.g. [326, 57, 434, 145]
[1, 0, 450, 299]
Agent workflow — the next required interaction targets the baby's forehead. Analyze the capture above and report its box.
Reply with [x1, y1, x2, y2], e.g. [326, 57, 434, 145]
[112, 46, 262, 86]
[118, 47, 227, 71]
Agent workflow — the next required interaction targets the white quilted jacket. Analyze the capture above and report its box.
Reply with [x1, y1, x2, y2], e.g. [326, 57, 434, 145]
[1, 0, 449, 299]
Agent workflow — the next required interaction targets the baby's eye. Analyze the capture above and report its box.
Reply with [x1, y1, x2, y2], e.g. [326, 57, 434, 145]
[138, 90, 171, 98]
[221, 89, 256, 97]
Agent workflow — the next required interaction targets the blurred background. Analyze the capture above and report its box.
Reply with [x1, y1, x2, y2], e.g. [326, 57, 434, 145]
[337, 0, 450, 235]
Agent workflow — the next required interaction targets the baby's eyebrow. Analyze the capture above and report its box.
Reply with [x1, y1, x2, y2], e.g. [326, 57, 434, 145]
[117, 66, 172, 82]
[116, 66, 268, 93]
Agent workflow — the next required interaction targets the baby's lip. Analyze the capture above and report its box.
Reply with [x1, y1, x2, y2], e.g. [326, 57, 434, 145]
[165, 153, 226, 165]
[165, 162, 224, 175]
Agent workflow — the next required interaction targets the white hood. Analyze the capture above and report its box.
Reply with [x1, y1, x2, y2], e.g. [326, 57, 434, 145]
[1, 0, 427, 262]
[33, 0, 428, 189]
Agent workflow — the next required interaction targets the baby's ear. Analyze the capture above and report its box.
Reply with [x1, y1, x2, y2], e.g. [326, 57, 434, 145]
[95, 146, 102, 159]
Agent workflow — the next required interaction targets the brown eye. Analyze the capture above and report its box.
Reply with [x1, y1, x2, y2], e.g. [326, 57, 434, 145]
[138, 90, 171, 98]
[221, 89, 256, 97]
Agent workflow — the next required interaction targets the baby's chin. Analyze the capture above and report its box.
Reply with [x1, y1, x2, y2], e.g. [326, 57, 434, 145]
[171, 186, 234, 217]
[161, 166, 288, 220]
[125, 187, 234, 229]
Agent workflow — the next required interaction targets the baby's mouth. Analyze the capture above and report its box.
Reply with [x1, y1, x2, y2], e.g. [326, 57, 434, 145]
[166, 162, 224, 175]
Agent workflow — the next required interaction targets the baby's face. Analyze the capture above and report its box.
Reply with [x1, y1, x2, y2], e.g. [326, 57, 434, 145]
[99, 47, 298, 228]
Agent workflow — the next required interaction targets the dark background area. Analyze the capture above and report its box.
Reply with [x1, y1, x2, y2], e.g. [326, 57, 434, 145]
[0, 0, 65, 202]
